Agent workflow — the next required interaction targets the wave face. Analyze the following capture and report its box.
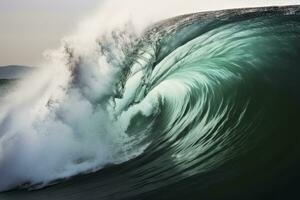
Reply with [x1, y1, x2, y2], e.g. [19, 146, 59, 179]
[1, 5, 300, 200]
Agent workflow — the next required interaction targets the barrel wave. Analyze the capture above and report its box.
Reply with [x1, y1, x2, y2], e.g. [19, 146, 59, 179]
[1, 5, 300, 200]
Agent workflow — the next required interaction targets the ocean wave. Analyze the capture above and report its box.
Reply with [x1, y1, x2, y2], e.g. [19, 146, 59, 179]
[1, 4, 300, 200]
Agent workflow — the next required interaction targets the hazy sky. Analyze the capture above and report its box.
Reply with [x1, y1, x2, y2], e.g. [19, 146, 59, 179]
[0, 0, 103, 66]
[0, 0, 299, 66]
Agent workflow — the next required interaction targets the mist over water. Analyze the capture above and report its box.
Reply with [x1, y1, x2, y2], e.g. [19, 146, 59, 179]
[0, 1, 142, 190]
[0, 37, 133, 190]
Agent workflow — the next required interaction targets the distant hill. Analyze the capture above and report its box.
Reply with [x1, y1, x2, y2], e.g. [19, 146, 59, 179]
[0, 65, 34, 79]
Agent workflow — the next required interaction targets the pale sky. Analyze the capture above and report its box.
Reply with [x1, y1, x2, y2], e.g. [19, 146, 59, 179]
[0, 0, 103, 66]
[0, 0, 299, 66]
